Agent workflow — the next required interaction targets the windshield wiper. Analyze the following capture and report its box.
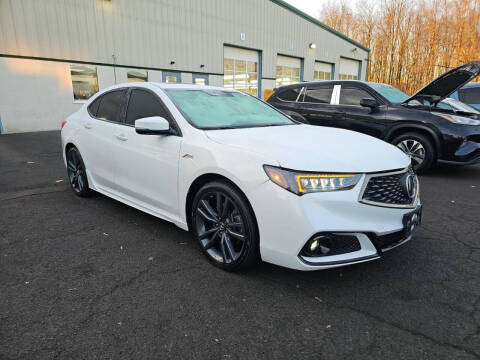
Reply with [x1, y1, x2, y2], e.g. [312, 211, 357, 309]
[203, 123, 292, 130]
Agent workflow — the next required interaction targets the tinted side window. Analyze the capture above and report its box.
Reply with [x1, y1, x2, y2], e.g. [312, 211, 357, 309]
[96, 90, 126, 122]
[277, 87, 301, 102]
[339, 87, 371, 106]
[125, 89, 170, 126]
[304, 86, 333, 104]
[459, 88, 480, 103]
[88, 97, 101, 117]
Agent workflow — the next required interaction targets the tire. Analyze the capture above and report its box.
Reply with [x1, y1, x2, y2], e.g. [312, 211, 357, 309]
[66, 147, 92, 197]
[191, 181, 260, 271]
[392, 132, 436, 172]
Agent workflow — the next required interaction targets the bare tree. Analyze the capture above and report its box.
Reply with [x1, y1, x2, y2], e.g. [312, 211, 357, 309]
[319, 0, 480, 93]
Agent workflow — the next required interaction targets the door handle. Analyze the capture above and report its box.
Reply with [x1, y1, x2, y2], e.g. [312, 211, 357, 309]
[84, 123, 92, 129]
[115, 134, 128, 141]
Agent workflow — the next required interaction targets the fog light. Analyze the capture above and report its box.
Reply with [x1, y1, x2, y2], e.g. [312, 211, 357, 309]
[300, 233, 361, 258]
[303, 235, 332, 256]
[310, 239, 320, 252]
[315, 235, 332, 255]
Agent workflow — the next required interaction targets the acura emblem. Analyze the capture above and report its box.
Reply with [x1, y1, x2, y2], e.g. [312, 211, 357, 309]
[405, 174, 416, 199]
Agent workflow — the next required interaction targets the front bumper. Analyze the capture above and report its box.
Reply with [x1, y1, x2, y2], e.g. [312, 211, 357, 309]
[248, 174, 421, 271]
[437, 124, 480, 165]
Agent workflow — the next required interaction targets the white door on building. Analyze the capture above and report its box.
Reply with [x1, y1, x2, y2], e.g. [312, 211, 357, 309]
[339, 58, 360, 80]
[223, 46, 259, 96]
[276, 55, 301, 87]
[313, 62, 333, 80]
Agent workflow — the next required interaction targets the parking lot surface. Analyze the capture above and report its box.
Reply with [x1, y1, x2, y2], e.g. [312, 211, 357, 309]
[1, 131, 479, 360]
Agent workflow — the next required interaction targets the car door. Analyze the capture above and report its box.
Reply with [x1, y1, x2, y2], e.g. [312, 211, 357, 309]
[334, 85, 388, 138]
[81, 89, 127, 191]
[298, 84, 345, 127]
[112, 88, 182, 217]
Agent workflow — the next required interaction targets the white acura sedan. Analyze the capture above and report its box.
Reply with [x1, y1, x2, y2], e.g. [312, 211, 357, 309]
[61, 83, 421, 271]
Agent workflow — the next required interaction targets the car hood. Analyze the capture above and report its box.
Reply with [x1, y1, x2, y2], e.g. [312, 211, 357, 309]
[404, 61, 480, 105]
[205, 125, 410, 173]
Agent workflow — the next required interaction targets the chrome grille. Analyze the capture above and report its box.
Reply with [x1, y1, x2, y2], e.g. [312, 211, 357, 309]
[360, 168, 418, 208]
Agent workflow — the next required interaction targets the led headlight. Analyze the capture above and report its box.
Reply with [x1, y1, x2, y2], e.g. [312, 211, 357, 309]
[436, 113, 480, 125]
[263, 165, 362, 195]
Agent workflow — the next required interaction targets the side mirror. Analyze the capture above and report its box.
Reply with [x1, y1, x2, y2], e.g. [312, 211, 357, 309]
[360, 98, 379, 108]
[135, 116, 171, 135]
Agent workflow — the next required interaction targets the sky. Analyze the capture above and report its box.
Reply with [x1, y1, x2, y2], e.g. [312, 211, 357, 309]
[283, 0, 357, 18]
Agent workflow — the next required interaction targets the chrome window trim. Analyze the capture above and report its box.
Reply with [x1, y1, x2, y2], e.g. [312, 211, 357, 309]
[295, 86, 305, 102]
[358, 167, 420, 209]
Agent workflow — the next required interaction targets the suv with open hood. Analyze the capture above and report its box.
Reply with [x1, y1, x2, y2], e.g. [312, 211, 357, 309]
[267, 62, 480, 171]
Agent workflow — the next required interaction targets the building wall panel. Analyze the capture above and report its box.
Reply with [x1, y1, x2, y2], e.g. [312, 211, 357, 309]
[0, 0, 369, 133]
[0, 0, 368, 78]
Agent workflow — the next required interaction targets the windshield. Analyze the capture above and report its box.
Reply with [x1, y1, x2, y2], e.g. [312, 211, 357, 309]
[440, 98, 480, 114]
[166, 89, 295, 129]
[368, 83, 410, 104]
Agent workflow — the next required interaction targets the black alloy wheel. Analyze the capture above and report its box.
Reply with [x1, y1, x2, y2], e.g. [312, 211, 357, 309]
[392, 132, 436, 172]
[66, 147, 91, 197]
[192, 181, 259, 271]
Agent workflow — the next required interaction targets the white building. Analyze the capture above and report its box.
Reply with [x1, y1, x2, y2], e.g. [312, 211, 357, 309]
[0, 0, 369, 133]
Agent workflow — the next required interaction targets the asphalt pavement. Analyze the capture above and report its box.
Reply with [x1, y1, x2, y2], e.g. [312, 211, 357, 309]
[0, 131, 479, 359]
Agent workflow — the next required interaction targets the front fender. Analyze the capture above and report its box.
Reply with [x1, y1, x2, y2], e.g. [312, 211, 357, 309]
[177, 138, 276, 228]
[383, 123, 443, 157]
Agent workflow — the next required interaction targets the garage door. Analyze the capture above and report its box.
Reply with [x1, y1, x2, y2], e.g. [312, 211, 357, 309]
[276, 55, 301, 87]
[339, 58, 360, 80]
[224, 46, 259, 96]
[313, 62, 333, 80]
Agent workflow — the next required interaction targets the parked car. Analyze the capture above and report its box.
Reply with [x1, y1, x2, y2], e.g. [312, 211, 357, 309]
[450, 82, 480, 111]
[437, 97, 480, 119]
[267, 62, 480, 171]
[61, 83, 421, 272]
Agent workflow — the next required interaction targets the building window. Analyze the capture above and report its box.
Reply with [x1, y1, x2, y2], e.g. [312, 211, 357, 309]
[224, 58, 258, 96]
[339, 74, 358, 80]
[127, 70, 148, 82]
[70, 64, 99, 100]
[162, 71, 181, 83]
[313, 61, 333, 81]
[276, 65, 300, 87]
[276, 55, 302, 87]
[314, 71, 328, 80]
[193, 74, 209, 85]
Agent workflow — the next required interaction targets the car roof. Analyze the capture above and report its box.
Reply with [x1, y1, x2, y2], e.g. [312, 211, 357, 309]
[275, 80, 378, 90]
[97, 82, 237, 94]
[151, 83, 236, 92]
